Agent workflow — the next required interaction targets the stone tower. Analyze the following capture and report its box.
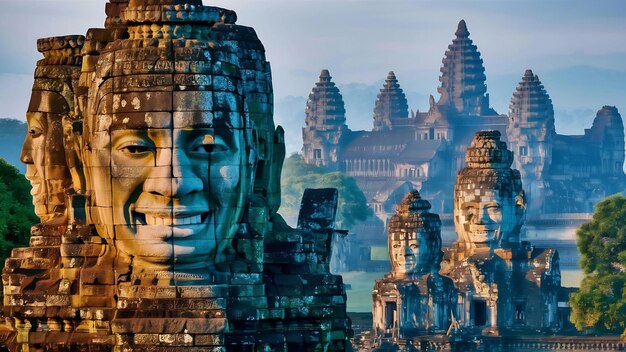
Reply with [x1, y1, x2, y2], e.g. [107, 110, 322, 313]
[442, 131, 561, 334]
[437, 20, 493, 116]
[586, 106, 625, 179]
[507, 70, 555, 215]
[4, 1, 352, 350]
[372, 71, 409, 131]
[302, 69, 348, 170]
[372, 190, 455, 337]
[453, 130, 525, 248]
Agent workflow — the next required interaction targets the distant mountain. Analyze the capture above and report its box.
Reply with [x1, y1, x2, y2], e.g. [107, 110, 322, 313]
[0, 119, 26, 174]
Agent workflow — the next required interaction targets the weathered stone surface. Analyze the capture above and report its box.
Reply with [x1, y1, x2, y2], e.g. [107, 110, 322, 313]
[372, 190, 455, 337]
[441, 131, 561, 335]
[301, 69, 348, 170]
[2, 1, 351, 351]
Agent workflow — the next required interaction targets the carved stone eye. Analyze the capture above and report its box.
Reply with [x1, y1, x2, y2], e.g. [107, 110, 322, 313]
[29, 127, 43, 138]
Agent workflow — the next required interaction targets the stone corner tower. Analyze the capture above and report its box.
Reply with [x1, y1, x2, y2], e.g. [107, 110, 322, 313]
[373, 71, 409, 132]
[437, 20, 493, 117]
[587, 105, 626, 178]
[507, 69, 555, 214]
[302, 69, 347, 170]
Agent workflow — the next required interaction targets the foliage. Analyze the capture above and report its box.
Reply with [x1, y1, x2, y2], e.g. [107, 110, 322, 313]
[0, 158, 37, 264]
[0, 118, 27, 173]
[570, 194, 626, 337]
[279, 154, 373, 229]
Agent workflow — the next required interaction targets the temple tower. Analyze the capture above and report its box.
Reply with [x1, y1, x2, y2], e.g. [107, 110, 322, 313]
[586, 106, 625, 178]
[507, 70, 555, 215]
[302, 69, 348, 170]
[437, 20, 493, 116]
[373, 71, 409, 131]
[453, 130, 525, 248]
[372, 190, 455, 337]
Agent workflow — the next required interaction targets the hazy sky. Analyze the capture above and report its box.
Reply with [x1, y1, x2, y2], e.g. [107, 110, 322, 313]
[1, 0, 625, 152]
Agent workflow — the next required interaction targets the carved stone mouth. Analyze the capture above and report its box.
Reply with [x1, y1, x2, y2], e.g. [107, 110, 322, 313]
[133, 211, 209, 226]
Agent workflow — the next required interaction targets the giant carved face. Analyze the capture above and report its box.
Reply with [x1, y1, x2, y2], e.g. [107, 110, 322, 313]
[454, 179, 525, 246]
[21, 91, 71, 222]
[389, 230, 438, 276]
[86, 84, 252, 273]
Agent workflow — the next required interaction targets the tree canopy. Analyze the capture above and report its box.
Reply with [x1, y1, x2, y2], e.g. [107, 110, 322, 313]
[0, 158, 37, 263]
[279, 154, 373, 229]
[0, 119, 27, 174]
[570, 194, 626, 337]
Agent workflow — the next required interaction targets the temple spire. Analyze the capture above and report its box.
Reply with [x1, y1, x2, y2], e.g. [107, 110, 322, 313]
[455, 19, 469, 37]
[373, 71, 409, 131]
[437, 20, 491, 116]
[302, 70, 347, 169]
[507, 69, 555, 187]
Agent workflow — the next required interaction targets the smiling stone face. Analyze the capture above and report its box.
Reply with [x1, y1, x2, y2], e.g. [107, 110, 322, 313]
[84, 38, 253, 275]
[454, 131, 526, 248]
[388, 190, 442, 277]
[21, 94, 71, 222]
[20, 35, 83, 223]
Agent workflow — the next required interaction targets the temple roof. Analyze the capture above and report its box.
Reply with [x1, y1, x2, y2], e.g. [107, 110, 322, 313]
[340, 130, 443, 162]
[437, 20, 488, 116]
[373, 71, 409, 131]
[304, 69, 347, 128]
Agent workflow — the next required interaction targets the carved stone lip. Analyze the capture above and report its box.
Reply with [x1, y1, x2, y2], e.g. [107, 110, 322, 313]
[131, 206, 210, 226]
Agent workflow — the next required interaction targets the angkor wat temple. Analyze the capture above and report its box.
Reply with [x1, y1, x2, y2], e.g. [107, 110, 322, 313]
[302, 20, 625, 223]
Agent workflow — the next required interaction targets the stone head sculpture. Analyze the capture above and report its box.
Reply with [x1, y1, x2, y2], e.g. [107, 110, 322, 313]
[388, 190, 442, 277]
[454, 130, 526, 249]
[78, 1, 287, 279]
[20, 35, 84, 223]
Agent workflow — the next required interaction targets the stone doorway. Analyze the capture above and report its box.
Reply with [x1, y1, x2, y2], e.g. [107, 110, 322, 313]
[473, 300, 487, 326]
[385, 302, 397, 330]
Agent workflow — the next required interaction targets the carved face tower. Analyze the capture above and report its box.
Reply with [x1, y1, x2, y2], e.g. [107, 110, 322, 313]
[83, 0, 256, 274]
[388, 190, 442, 277]
[454, 131, 526, 248]
[20, 35, 83, 222]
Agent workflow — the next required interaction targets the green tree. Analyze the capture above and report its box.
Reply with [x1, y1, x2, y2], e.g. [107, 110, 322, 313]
[279, 154, 374, 229]
[0, 158, 37, 263]
[570, 194, 626, 337]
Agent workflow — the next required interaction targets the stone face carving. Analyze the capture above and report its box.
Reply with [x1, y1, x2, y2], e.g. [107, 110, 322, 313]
[373, 190, 455, 337]
[454, 130, 525, 249]
[83, 38, 252, 277]
[388, 191, 441, 277]
[350, 131, 563, 346]
[2, 1, 350, 350]
[441, 130, 561, 336]
[20, 35, 84, 223]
